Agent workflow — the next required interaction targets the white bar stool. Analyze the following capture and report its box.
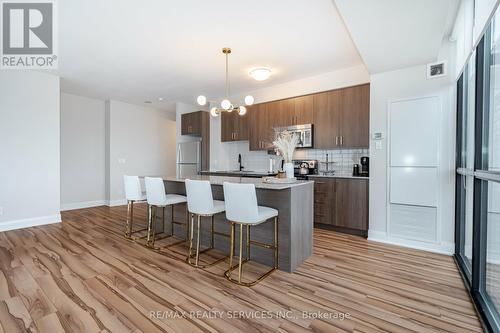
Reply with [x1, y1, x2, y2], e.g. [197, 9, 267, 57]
[144, 177, 189, 249]
[185, 179, 227, 268]
[123, 175, 148, 239]
[222, 182, 279, 286]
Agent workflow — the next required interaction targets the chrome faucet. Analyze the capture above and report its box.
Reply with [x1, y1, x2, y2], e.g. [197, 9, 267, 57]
[238, 154, 244, 171]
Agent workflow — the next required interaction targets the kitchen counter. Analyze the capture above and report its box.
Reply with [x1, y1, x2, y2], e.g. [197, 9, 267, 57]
[163, 175, 313, 190]
[308, 174, 369, 180]
[200, 170, 278, 178]
[158, 175, 314, 272]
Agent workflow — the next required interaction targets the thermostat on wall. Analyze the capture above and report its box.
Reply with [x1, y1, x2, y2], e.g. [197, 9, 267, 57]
[372, 132, 384, 140]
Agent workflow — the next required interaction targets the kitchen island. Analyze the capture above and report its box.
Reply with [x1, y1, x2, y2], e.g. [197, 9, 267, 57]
[158, 175, 314, 272]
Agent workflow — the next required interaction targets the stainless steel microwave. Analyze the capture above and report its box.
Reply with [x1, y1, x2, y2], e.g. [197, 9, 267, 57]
[277, 124, 313, 148]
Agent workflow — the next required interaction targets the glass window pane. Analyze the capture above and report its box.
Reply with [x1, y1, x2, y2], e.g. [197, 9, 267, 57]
[465, 175, 474, 265]
[465, 51, 476, 170]
[488, 15, 500, 173]
[486, 181, 500, 315]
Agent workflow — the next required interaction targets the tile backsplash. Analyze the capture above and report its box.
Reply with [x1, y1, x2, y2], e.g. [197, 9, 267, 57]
[221, 141, 369, 176]
[293, 148, 369, 175]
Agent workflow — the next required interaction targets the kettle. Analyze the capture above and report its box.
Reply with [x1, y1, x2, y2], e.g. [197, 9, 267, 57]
[299, 162, 309, 175]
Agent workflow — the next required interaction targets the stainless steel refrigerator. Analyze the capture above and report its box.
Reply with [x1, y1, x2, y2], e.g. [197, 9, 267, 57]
[176, 141, 201, 178]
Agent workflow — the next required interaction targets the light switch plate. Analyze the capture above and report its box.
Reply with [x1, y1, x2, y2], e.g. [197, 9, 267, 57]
[118, 158, 126, 164]
[376, 141, 383, 150]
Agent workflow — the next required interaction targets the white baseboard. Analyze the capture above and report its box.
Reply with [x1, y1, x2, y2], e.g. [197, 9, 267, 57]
[107, 199, 127, 207]
[368, 230, 454, 255]
[61, 200, 107, 211]
[0, 214, 61, 233]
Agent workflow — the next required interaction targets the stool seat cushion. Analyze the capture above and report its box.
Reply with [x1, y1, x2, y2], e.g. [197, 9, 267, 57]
[234, 206, 278, 225]
[164, 194, 187, 206]
[212, 200, 225, 214]
[190, 200, 225, 215]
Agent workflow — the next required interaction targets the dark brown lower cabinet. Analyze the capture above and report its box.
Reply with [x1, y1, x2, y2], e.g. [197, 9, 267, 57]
[312, 177, 368, 237]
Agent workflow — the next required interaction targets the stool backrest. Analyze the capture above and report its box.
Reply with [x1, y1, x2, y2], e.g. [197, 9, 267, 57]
[144, 177, 167, 206]
[185, 179, 214, 215]
[123, 175, 142, 201]
[223, 182, 259, 222]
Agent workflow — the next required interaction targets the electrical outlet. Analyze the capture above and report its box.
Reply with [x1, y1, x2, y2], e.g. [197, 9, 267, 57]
[118, 158, 126, 164]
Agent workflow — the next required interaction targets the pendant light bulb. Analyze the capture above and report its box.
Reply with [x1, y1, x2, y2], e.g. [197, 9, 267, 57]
[244, 95, 254, 106]
[197, 95, 207, 106]
[210, 107, 219, 117]
[221, 99, 231, 110]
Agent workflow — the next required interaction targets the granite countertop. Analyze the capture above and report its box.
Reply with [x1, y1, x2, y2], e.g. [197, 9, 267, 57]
[200, 170, 277, 177]
[308, 174, 370, 180]
[161, 175, 314, 190]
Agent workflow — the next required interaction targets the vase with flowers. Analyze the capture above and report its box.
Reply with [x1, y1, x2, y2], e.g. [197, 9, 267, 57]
[273, 130, 299, 179]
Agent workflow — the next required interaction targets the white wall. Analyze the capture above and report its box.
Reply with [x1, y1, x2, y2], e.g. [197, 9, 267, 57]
[0, 71, 61, 231]
[369, 63, 456, 254]
[60, 93, 106, 210]
[210, 65, 370, 171]
[453, 0, 499, 78]
[107, 100, 176, 205]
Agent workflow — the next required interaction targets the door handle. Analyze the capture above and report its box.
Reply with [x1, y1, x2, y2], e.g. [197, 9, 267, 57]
[335, 136, 339, 146]
[340, 136, 344, 146]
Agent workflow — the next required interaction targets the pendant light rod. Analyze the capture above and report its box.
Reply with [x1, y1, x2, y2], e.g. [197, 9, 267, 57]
[223, 47, 231, 99]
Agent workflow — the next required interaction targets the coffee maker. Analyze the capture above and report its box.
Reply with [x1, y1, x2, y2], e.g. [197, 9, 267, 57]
[360, 156, 369, 177]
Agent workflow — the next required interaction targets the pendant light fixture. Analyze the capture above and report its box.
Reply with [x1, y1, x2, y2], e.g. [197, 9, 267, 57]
[197, 48, 254, 117]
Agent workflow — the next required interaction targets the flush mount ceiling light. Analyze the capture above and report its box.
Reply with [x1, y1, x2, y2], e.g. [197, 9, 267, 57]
[249, 68, 272, 81]
[197, 48, 254, 117]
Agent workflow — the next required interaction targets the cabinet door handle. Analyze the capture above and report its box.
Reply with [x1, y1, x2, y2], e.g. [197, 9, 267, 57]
[340, 136, 344, 146]
[335, 136, 339, 146]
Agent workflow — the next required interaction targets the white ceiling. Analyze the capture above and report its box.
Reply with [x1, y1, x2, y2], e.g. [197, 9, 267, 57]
[334, 0, 457, 74]
[55, 0, 364, 109]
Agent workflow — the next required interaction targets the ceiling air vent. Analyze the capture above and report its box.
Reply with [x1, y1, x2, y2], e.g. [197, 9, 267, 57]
[427, 61, 447, 79]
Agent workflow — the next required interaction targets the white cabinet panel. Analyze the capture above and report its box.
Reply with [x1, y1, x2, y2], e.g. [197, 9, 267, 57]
[390, 204, 437, 242]
[390, 167, 438, 207]
[390, 96, 439, 167]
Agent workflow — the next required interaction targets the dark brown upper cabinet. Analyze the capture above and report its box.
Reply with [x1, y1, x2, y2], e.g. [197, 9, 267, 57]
[241, 83, 369, 151]
[293, 95, 313, 125]
[180, 111, 210, 170]
[221, 110, 249, 142]
[249, 104, 274, 151]
[313, 84, 369, 149]
[339, 84, 370, 148]
[313, 90, 341, 149]
[181, 111, 203, 135]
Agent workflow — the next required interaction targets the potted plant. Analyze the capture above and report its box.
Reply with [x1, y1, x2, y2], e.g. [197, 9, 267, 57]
[273, 130, 299, 178]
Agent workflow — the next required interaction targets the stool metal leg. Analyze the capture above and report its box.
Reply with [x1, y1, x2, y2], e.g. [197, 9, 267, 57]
[246, 225, 250, 260]
[228, 222, 235, 279]
[151, 206, 157, 246]
[275, 217, 279, 269]
[146, 205, 153, 244]
[224, 217, 279, 287]
[171, 205, 174, 235]
[238, 223, 243, 283]
[125, 200, 132, 238]
[188, 213, 194, 264]
[195, 215, 201, 266]
[210, 215, 215, 249]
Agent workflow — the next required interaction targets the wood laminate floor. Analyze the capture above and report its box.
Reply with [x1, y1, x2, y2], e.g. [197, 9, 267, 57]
[0, 205, 483, 333]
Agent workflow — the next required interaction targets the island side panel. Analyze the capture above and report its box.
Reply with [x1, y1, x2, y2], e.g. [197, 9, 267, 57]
[290, 183, 314, 271]
[163, 180, 294, 272]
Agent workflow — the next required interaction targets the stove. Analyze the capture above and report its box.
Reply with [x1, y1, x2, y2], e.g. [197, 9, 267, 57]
[293, 160, 318, 179]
